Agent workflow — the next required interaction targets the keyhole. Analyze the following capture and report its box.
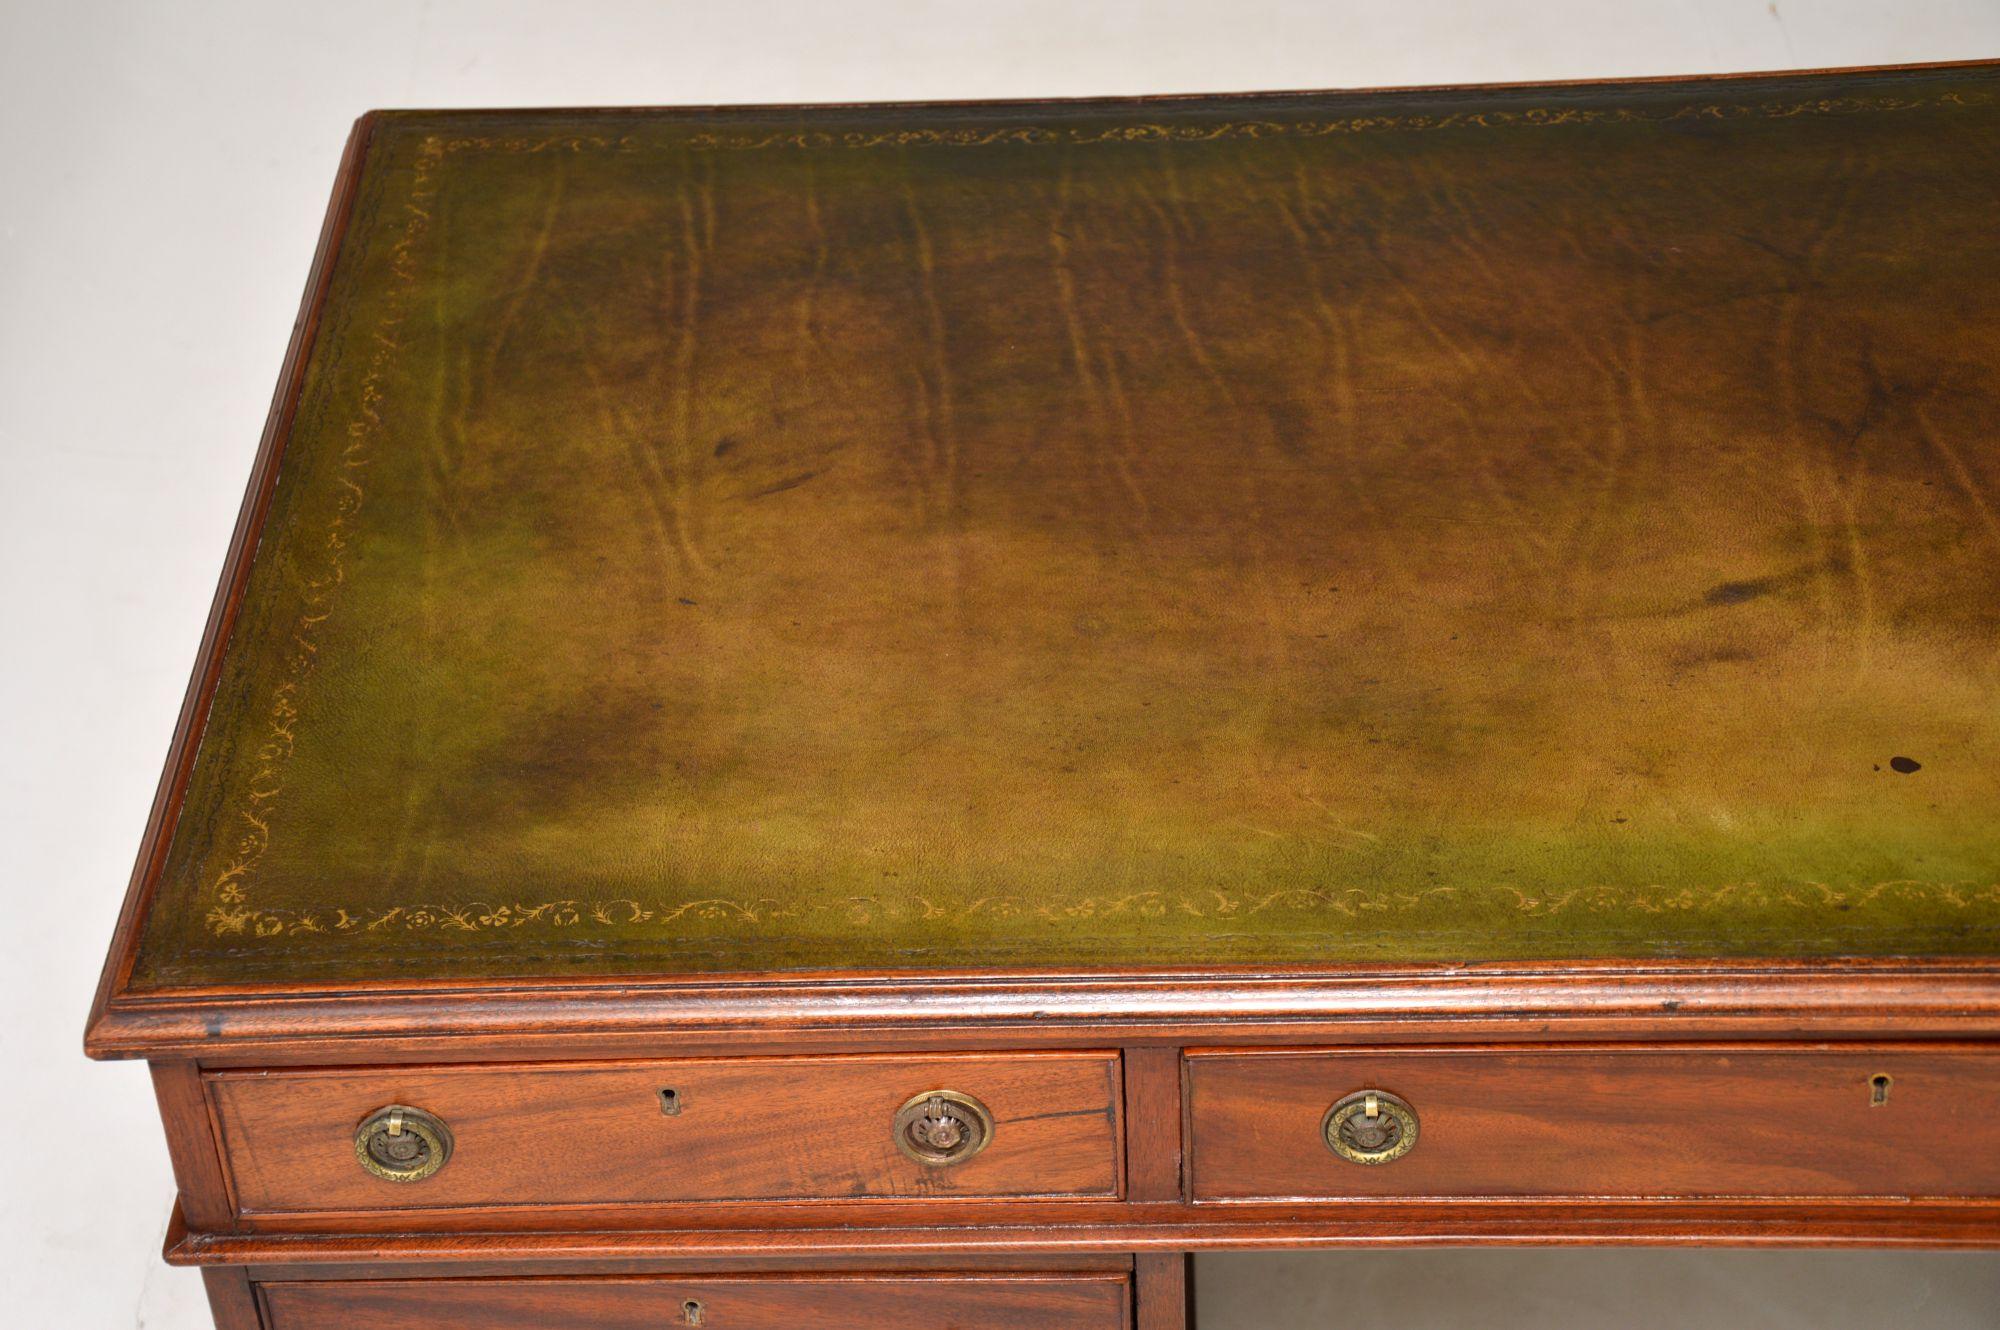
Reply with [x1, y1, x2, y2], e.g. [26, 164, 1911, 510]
[658, 1088, 682, 1117]
[1870, 1073, 1893, 1107]
[682, 1298, 705, 1325]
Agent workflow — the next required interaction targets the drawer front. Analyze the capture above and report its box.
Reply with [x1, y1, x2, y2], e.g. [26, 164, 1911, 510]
[261, 1274, 1131, 1330]
[210, 1052, 1121, 1214]
[1186, 1046, 2000, 1201]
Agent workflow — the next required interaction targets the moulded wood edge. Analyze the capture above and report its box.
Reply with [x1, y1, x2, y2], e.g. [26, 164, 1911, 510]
[166, 1205, 2000, 1268]
[85, 961, 2000, 1060]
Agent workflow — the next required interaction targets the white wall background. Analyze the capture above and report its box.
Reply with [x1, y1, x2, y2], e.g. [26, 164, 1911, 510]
[3, 3, 1998, 1325]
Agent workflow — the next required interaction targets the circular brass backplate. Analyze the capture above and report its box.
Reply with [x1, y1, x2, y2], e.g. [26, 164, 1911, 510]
[354, 1104, 454, 1183]
[1322, 1089, 1418, 1165]
[892, 1089, 995, 1167]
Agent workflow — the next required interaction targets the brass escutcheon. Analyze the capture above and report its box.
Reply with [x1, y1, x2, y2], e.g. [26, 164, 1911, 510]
[892, 1089, 995, 1167]
[1322, 1089, 1419, 1165]
[354, 1104, 454, 1182]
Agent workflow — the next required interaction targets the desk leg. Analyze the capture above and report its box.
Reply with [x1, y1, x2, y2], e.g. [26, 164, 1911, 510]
[1136, 1251, 1195, 1330]
[200, 1267, 261, 1330]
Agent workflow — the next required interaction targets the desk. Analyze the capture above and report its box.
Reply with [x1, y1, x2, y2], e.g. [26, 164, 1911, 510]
[87, 60, 2000, 1329]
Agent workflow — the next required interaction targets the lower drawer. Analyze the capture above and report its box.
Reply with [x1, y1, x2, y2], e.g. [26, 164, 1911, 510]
[260, 1273, 1131, 1329]
[1186, 1045, 2000, 1201]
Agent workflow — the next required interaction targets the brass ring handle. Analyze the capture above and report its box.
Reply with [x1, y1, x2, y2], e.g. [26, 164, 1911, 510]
[892, 1089, 994, 1167]
[354, 1104, 454, 1182]
[1322, 1089, 1418, 1165]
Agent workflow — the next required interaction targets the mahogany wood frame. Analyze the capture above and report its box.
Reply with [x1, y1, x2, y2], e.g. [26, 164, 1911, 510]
[83, 60, 2000, 1330]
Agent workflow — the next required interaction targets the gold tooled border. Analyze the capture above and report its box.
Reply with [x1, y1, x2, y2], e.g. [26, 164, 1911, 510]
[196, 84, 1998, 949]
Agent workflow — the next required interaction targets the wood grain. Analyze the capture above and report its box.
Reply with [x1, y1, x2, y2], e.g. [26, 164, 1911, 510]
[167, 1200, 2000, 1262]
[86, 959, 2000, 1063]
[239, 1253, 1136, 1282]
[1135, 1252, 1194, 1330]
[200, 1267, 263, 1330]
[1122, 1047, 1183, 1202]
[259, 1273, 1131, 1330]
[209, 1052, 1121, 1215]
[1187, 1045, 2000, 1200]
[151, 1061, 236, 1231]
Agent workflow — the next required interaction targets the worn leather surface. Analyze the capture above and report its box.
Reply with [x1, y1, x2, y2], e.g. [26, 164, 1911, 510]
[130, 67, 2000, 987]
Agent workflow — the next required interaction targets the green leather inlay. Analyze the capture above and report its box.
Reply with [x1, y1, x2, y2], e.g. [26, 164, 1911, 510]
[130, 68, 2000, 986]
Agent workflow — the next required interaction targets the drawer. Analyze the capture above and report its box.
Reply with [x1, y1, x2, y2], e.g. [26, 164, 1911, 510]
[1185, 1046, 2000, 1201]
[209, 1051, 1121, 1215]
[260, 1273, 1132, 1330]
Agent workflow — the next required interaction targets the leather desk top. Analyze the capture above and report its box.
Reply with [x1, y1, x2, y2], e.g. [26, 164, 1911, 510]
[120, 64, 2000, 989]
